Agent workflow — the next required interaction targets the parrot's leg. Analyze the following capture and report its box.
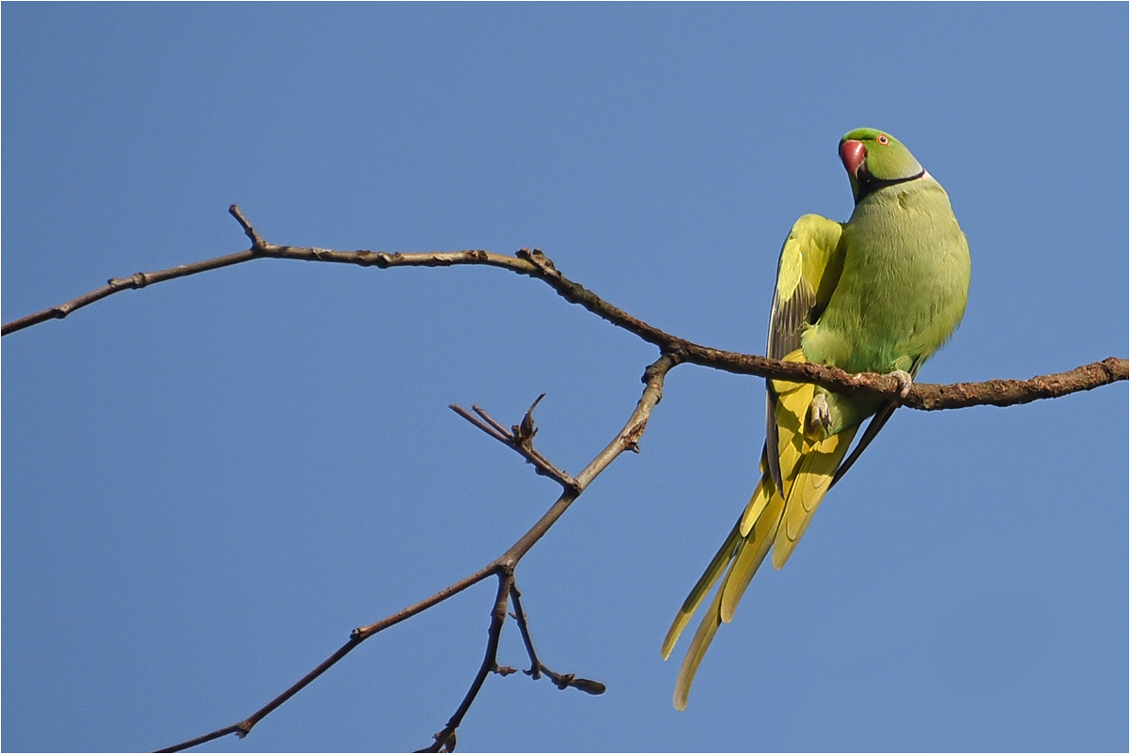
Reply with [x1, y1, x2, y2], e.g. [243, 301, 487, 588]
[808, 393, 833, 436]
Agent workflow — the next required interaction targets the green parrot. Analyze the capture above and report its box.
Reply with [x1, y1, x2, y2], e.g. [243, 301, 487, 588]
[661, 128, 971, 711]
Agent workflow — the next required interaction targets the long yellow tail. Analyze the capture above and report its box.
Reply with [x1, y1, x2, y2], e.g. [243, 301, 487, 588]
[662, 374, 857, 710]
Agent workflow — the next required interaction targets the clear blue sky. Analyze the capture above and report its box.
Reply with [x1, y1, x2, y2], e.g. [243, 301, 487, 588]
[3, 4, 1126, 752]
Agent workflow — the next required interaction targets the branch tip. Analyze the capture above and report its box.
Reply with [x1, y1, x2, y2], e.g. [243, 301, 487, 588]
[471, 404, 509, 437]
[228, 204, 267, 250]
[515, 393, 546, 442]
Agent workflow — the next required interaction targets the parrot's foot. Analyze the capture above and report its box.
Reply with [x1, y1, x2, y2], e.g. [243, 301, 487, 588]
[889, 369, 914, 401]
[808, 393, 833, 436]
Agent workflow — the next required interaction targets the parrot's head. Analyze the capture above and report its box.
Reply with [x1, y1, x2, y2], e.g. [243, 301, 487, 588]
[839, 128, 925, 205]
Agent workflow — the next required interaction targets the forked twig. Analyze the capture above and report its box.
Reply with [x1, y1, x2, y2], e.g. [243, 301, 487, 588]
[417, 575, 513, 753]
[472, 404, 511, 438]
[449, 404, 510, 444]
[158, 354, 676, 751]
[416, 576, 603, 753]
[510, 585, 606, 695]
[450, 395, 579, 490]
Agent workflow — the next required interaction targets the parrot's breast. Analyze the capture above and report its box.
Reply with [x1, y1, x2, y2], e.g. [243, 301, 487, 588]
[801, 177, 971, 378]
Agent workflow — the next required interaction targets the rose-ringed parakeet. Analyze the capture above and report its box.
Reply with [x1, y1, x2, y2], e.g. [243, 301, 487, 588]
[661, 128, 971, 711]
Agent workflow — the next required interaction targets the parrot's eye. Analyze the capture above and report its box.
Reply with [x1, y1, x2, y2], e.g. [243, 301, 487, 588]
[876, 134, 890, 146]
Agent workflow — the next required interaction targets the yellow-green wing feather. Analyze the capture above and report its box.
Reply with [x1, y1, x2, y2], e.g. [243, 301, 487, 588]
[664, 214, 847, 708]
[672, 487, 784, 712]
[772, 421, 856, 569]
[671, 572, 725, 712]
[765, 215, 845, 492]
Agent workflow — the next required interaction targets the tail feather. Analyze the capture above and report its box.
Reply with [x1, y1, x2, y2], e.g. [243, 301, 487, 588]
[665, 351, 865, 709]
[720, 488, 785, 623]
[661, 517, 741, 661]
[664, 475, 785, 710]
[772, 427, 856, 569]
[672, 577, 725, 712]
[739, 453, 774, 537]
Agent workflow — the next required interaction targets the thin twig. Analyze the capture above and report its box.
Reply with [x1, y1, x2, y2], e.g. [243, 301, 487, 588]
[471, 405, 511, 438]
[449, 396, 579, 491]
[498, 353, 678, 571]
[418, 574, 514, 753]
[509, 585, 606, 695]
[228, 204, 267, 250]
[0, 249, 259, 336]
[448, 404, 511, 444]
[510, 585, 544, 681]
[157, 563, 500, 752]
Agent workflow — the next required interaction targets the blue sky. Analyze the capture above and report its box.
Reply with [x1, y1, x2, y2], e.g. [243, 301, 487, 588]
[3, 4, 1126, 752]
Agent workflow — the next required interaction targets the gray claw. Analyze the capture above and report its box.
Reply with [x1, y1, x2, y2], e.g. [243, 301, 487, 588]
[890, 369, 913, 401]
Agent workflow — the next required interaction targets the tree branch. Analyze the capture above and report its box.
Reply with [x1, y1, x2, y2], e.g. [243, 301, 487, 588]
[418, 574, 513, 754]
[156, 560, 500, 753]
[157, 354, 675, 751]
[3, 206, 1124, 409]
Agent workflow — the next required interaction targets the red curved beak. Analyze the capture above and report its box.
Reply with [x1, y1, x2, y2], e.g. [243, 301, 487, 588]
[840, 140, 866, 177]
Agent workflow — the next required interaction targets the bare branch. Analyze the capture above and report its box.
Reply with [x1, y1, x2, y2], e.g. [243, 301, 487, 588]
[0, 206, 529, 337]
[509, 584, 606, 695]
[471, 404, 511, 439]
[449, 396, 578, 491]
[420, 578, 604, 753]
[419, 575, 513, 753]
[498, 353, 677, 569]
[157, 354, 675, 751]
[227, 204, 267, 250]
[3, 208, 1122, 411]
[0, 248, 259, 336]
[901, 357, 1128, 410]
[157, 560, 500, 752]
[449, 404, 511, 445]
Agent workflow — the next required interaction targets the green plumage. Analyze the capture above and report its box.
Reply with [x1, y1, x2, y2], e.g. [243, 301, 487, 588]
[662, 128, 971, 710]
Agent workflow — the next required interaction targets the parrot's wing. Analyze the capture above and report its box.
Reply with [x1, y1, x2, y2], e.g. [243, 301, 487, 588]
[662, 215, 848, 708]
[765, 215, 846, 493]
